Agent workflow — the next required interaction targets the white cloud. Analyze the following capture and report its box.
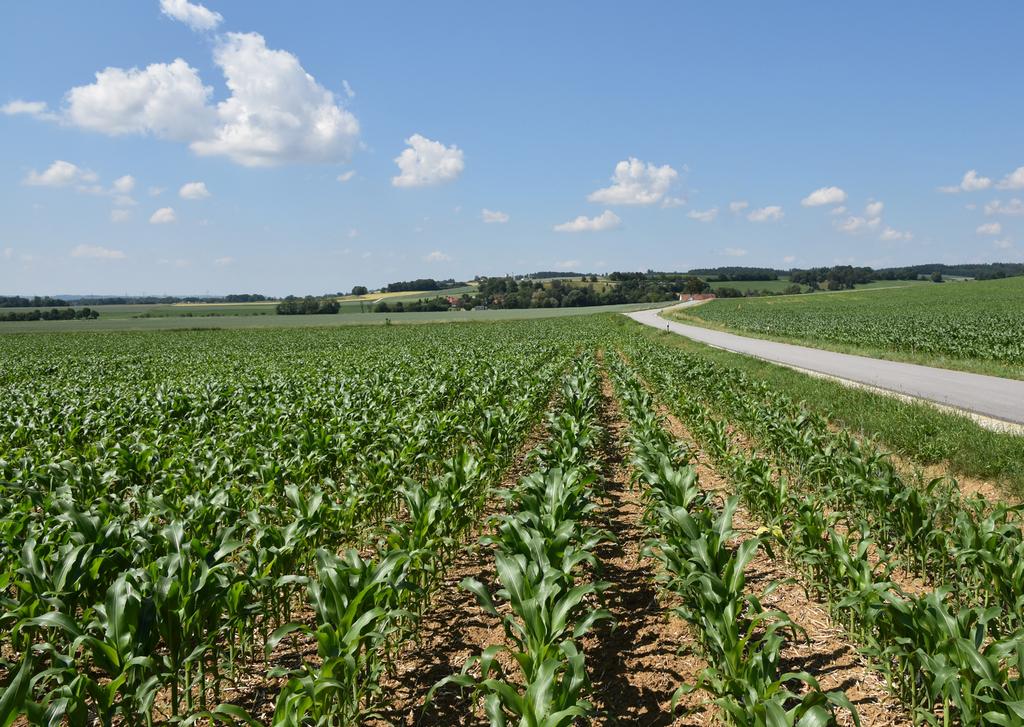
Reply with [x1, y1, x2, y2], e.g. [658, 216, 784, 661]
[337, 170, 356, 183]
[2, 247, 13, 259]
[997, 166, 1024, 190]
[179, 181, 210, 199]
[23, 160, 97, 187]
[392, 134, 464, 187]
[60, 33, 360, 168]
[985, 198, 1024, 216]
[688, 207, 718, 223]
[729, 200, 749, 214]
[722, 247, 748, 257]
[213, 256, 234, 265]
[837, 216, 868, 233]
[977, 222, 1002, 235]
[112, 175, 135, 194]
[347, 228, 359, 239]
[553, 210, 621, 232]
[481, 208, 509, 224]
[150, 207, 176, 224]
[66, 59, 215, 141]
[110, 209, 131, 222]
[587, 158, 678, 206]
[193, 33, 360, 166]
[424, 250, 451, 263]
[782, 255, 796, 264]
[342, 80, 355, 99]
[830, 205, 847, 215]
[747, 205, 784, 222]
[70, 244, 126, 259]
[880, 226, 913, 241]
[1, 100, 57, 120]
[941, 169, 993, 193]
[801, 186, 847, 207]
[865, 199, 884, 218]
[837, 214, 882, 234]
[994, 238, 1013, 250]
[661, 196, 686, 208]
[554, 259, 580, 270]
[159, 0, 223, 32]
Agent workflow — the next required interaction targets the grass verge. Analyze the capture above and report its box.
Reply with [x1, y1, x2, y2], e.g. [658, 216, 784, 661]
[616, 315, 1024, 500]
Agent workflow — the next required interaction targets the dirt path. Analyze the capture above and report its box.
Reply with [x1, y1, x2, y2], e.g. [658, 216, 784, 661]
[585, 367, 714, 726]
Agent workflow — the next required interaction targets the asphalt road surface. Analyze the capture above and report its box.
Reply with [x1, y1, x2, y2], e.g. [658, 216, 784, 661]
[627, 305, 1024, 427]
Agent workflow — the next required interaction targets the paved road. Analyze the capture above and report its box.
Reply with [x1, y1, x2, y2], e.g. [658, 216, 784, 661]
[627, 305, 1024, 427]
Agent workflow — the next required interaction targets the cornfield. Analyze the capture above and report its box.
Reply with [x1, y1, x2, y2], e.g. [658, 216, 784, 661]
[1, 317, 1021, 725]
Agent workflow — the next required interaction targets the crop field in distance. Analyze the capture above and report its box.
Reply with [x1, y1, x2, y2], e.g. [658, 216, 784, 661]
[676, 275, 1024, 379]
[2, 313, 1023, 726]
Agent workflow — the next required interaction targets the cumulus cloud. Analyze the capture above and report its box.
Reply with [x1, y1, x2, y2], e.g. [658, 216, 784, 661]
[179, 181, 210, 199]
[782, 255, 796, 264]
[424, 250, 451, 263]
[830, 205, 847, 215]
[66, 59, 215, 141]
[57, 33, 359, 167]
[729, 200, 749, 214]
[985, 198, 1024, 216]
[110, 209, 131, 223]
[864, 199, 884, 218]
[997, 166, 1024, 190]
[336, 170, 355, 183]
[722, 247, 748, 257]
[688, 207, 718, 223]
[553, 210, 621, 232]
[481, 208, 509, 223]
[1, 100, 57, 120]
[661, 196, 686, 208]
[194, 33, 360, 166]
[160, 0, 223, 31]
[994, 238, 1013, 250]
[587, 158, 678, 206]
[150, 207, 176, 224]
[880, 226, 913, 241]
[392, 134, 464, 187]
[112, 175, 135, 194]
[940, 169, 993, 193]
[71, 244, 126, 259]
[801, 186, 847, 207]
[837, 213, 882, 234]
[213, 256, 234, 265]
[747, 205, 784, 222]
[23, 160, 97, 187]
[977, 222, 1003, 235]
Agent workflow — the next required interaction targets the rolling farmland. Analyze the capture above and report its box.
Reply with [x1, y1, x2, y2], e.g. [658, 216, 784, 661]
[1, 315, 1023, 726]
[679, 277, 1024, 377]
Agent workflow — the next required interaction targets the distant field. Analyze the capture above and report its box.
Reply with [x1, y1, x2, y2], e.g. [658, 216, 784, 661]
[0, 301, 280, 320]
[673, 277, 1024, 379]
[0, 300, 674, 333]
[337, 285, 476, 303]
[705, 278, 928, 294]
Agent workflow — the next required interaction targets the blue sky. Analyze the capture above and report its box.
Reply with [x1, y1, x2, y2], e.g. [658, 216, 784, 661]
[2, 1, 1023, 295]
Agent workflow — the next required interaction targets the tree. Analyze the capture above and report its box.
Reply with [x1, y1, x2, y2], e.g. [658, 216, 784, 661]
[931, 270, 944, 283]
[351, 285, 368, 296]
[683, 276, 710, 295]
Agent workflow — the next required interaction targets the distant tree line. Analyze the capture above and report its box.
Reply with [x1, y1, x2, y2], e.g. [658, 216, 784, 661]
[384, 278, 463, 293]
[0, 307, 99, 322]
[373, 275, 706, 313]
[275, 296, 341, 315]
[0, 296, 71, 308]
[685, 267, 782, 281]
